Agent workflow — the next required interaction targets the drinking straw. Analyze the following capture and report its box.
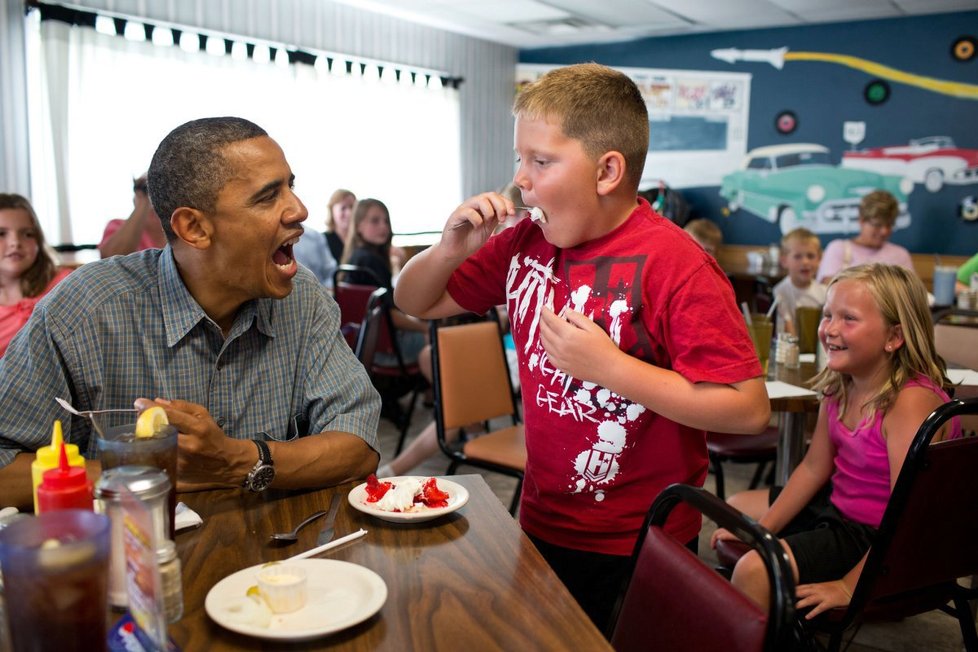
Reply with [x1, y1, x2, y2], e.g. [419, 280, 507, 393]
[287, 529, 367, 561]
[765, 297, 780, 320]
[741, 302, 753, 326]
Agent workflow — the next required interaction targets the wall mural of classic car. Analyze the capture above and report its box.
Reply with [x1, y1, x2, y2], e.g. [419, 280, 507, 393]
[719, 143, 915, 235]
[840, 136, 978, 193]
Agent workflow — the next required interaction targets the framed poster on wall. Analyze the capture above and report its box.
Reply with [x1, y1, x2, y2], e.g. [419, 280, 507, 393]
[517, 64, 751, 190]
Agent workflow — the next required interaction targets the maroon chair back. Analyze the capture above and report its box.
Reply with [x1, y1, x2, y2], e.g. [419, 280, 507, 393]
[612, 528, 768, 652]
[610, 484, 795, 652]
[333, 281, 377, 350]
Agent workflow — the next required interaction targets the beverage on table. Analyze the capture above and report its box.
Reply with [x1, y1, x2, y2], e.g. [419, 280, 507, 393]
[748, 313, 773, 375]
[0, 510, 110, 652]
[98, 408, 177, 538]
[795, 306, 821, 355]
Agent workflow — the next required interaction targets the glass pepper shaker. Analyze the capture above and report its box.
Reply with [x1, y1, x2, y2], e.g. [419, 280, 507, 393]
[157, 539, 183, 623]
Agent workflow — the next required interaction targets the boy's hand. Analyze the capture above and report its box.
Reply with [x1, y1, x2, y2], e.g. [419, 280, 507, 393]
[539, 308, 621, 384]
[439, 192, 513, 259]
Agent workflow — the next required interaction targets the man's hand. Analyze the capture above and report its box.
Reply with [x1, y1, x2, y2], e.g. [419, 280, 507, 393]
[539, 308, 622, 385]
[795, 580, 852, 619]
[134, 397, 251, 491]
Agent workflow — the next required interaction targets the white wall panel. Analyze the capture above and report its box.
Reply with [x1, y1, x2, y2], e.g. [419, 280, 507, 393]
[1, 0, 31, 193]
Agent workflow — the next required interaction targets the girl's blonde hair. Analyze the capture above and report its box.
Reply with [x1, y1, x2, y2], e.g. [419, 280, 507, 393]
[326, 188, 356, 233]
[0, 193, 59, 297]
[810, 263, 949, 418]
[341, 198, 391, 268]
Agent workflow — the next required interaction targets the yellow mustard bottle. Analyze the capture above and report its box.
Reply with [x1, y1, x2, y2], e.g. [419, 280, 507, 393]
[31, 420, 84, 514]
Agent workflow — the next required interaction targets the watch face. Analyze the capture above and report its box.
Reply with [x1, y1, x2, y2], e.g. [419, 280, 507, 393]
[249, 465, 275, 492]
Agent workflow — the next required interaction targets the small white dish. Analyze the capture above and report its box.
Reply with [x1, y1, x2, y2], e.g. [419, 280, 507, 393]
[257, 564, 308, 613]
[348, 476, 469, 523]
[205, 559, 386, 641]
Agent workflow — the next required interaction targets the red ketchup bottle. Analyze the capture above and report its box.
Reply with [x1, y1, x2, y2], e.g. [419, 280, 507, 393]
[37, 441, 94, 512]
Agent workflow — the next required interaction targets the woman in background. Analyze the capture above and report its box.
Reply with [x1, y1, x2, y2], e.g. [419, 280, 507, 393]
[0, 193, 72, 357]
[817, 190, 913, 284]
[325, 188, 356, 262]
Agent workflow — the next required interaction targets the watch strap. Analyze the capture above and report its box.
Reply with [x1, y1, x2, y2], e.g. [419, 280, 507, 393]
[253, 438, 273, 466]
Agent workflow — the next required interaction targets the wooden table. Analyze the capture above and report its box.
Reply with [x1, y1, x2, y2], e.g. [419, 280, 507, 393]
[170, 475, 611, 651]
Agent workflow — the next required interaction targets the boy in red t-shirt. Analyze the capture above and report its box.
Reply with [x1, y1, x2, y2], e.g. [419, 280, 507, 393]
[394, 63, 770, 632]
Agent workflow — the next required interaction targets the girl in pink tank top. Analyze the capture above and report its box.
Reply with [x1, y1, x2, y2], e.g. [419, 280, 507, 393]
[712, 263, 961, 620]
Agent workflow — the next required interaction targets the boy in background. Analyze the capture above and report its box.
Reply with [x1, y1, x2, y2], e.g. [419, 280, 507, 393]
[394, 63, 769, 632]
[774, 228, 827, 335]
[683, 218, 723, 258]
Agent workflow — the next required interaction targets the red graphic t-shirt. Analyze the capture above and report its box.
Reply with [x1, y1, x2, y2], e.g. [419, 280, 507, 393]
[447, 200, 761, 555]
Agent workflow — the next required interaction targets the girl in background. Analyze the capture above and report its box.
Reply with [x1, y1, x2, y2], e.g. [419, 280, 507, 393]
[342, 198, 428, 365]
[325, 188, 356, 262]
[0, 193, 72, 356]
[713, 263, 960, 617]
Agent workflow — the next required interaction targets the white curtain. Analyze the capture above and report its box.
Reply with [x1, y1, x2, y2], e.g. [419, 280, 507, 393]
[27, 14, 462, 245]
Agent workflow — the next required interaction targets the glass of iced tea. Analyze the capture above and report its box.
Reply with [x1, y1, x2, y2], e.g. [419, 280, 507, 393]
[0, 510, 111, 652]
[98, 424, 178, 539]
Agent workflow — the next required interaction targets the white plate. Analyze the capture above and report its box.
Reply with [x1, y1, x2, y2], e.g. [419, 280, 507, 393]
[205, 559, 387, 641]
[348, 476, 469, 523]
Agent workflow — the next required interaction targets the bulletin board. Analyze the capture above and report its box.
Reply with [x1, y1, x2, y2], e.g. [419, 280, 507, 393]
[517, 64, 752, 190]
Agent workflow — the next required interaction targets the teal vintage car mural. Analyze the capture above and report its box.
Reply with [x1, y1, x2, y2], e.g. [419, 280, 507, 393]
[720, 143, 914, 235]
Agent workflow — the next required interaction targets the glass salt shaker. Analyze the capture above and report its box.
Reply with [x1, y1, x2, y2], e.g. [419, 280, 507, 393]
[157, 539, 184, 623]
[783, 335, 800, 369]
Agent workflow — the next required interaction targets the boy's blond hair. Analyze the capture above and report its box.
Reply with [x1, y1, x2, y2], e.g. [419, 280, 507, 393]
[810, 263, 949, 419]
[513, 63, 649, 191]
[780, 227, 821, 254]
[683, 219, 723, 253]
[859, 190, 899, 227]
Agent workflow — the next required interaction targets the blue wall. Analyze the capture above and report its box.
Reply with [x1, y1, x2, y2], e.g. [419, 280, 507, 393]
[520, 11, 978, 254]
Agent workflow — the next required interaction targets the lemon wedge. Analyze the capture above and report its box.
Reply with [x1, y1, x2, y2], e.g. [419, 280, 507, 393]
[135, 406, 169, 439]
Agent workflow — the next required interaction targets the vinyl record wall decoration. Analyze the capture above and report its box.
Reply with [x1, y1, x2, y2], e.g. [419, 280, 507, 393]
[864, 79, 890, 105]
[952, 36, 976, 62]
[775, 110, 797, 134]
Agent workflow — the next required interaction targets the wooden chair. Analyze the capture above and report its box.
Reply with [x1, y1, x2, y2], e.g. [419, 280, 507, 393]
[430, 311, 526, 514]
[334, 266, 424, 454]
[609, 483, 796, 652]
[706, 426, 779, 500]
[718, 398, 978, 651]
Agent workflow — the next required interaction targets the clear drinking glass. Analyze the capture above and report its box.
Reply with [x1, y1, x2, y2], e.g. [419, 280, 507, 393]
[98, 424, 178, 538]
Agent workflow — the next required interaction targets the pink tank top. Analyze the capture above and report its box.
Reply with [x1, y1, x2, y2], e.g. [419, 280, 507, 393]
[827, 375, 961, 527]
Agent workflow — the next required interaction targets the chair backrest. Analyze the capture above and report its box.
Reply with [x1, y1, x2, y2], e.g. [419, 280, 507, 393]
[933, 317, 978, 371]
[611, 484, 796, 652]
[354, 287, 388, 369]
[430, 312, 519, 430]
[333, 281, 377, 350]
[333, 263, 384, 289]
[844, 398, 978, 621]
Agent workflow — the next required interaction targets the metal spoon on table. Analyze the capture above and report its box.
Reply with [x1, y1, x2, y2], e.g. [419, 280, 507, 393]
[55, 397, 137, 439]
[269, 509, 330, 543]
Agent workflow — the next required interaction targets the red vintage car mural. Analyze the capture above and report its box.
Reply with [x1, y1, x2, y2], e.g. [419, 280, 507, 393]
[842, 136, 978, 192]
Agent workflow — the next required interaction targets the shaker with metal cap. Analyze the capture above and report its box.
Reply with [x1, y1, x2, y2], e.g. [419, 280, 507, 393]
[94, 466, 171, 609]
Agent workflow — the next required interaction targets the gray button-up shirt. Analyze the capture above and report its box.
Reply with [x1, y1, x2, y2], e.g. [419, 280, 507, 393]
[0, 248, 379, 467]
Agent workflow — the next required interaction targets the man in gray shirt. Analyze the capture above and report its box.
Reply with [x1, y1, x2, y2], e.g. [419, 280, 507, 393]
[0, 117, 380, 506]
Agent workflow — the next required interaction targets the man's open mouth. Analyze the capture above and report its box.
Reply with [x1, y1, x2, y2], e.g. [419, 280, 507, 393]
[273, 236, 300, 268]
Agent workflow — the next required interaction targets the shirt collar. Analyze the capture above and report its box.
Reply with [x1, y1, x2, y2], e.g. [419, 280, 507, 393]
[158, 248, 276, 347]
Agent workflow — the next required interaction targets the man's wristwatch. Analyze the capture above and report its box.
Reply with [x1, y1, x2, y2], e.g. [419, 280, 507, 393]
[243, 439, 275, 492]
